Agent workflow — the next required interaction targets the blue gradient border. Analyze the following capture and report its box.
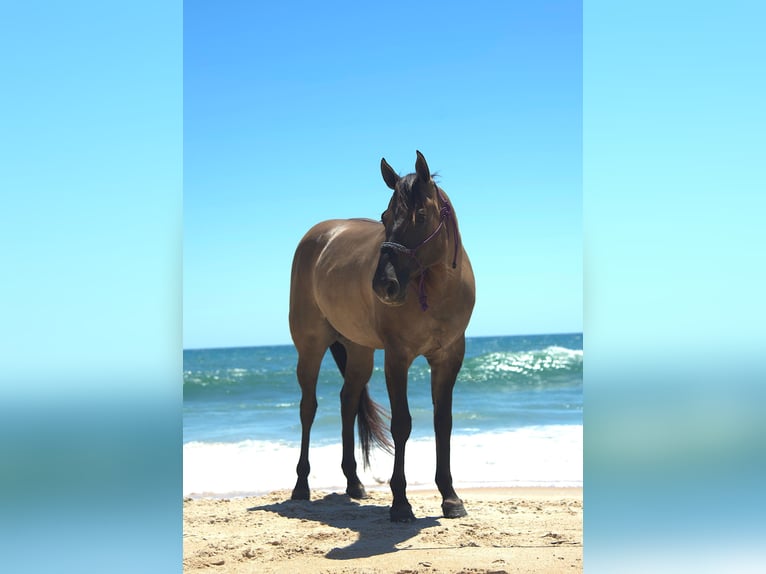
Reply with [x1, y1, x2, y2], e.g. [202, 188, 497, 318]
[585, 1, 766, 571]
[0, 2, 181, 573]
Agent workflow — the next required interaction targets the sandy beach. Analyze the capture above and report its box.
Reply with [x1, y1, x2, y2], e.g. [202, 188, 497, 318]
[183, 487, 582, 573]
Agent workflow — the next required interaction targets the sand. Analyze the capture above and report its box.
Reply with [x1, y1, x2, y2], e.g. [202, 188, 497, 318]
[183, 487, 582, 573]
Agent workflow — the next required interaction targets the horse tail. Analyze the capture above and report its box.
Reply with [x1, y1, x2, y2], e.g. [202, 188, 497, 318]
[329, 342, 393, 469]
[357, 385, 393, 468]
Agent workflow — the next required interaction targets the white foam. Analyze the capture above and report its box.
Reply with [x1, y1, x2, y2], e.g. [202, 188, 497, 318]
[183, 425, 582, 498]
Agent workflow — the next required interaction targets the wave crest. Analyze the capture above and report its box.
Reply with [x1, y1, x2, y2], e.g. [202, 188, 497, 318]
[463, 346, 582, 385]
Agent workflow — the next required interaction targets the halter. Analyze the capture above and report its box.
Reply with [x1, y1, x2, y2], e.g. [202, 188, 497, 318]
[380, 189, 460, 311]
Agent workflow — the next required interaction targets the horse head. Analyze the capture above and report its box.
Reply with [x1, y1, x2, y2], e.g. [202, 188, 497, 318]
[373, 151, 459, 310]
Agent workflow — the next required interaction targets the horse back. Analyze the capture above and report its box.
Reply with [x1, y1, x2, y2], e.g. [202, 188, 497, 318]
[290, 219, 385, 348]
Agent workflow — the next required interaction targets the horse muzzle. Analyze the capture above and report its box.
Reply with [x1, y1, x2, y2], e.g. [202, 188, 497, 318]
[372, 254, 409, 306]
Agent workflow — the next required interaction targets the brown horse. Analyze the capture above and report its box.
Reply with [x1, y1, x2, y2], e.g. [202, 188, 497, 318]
[289, 151, 475, 522]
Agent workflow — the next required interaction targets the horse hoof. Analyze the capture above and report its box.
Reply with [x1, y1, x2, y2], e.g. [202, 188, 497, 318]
[346, 483, 368, 499]
[291, 487, 310, 500]
[390, 504, 416, 523]
[442, 499, 467, 518]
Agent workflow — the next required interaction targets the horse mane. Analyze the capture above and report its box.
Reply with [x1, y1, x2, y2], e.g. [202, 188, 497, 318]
[395, 172, 442, 207]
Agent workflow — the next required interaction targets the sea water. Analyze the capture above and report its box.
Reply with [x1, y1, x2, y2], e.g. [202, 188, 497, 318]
[183, 333, 582, 497]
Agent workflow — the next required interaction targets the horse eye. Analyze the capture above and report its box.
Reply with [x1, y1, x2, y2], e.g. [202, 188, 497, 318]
[415, 209, 426, 224]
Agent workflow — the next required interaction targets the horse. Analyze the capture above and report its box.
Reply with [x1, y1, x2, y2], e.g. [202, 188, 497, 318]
[288, 150, 475, 522]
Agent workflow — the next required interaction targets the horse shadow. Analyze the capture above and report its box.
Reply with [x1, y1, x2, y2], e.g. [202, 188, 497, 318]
[248, 492, 442, 560]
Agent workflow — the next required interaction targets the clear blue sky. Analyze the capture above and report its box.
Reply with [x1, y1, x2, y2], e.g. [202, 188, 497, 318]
[184, 0, 582, 348]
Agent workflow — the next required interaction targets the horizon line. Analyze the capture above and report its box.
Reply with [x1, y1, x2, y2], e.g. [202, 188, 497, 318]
[183, 331, 583, 353]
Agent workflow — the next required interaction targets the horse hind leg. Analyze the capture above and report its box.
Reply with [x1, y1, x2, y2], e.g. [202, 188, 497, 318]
[290, 338, 330, 500]
[333, 341, 378, 499]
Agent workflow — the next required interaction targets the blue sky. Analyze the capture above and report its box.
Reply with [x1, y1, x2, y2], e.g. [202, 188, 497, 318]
[184, 0, 582, 348]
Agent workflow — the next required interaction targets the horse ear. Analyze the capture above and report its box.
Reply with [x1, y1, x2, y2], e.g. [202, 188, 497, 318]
[415, 150, 431, 182]
[381, 158, 399, 190]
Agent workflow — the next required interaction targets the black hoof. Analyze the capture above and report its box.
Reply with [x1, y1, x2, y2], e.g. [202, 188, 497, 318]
[291, 487, 310, 500]
[346, 482, 368, 499]
[442, 498, 467, 518]
[390, 503, 416, 523]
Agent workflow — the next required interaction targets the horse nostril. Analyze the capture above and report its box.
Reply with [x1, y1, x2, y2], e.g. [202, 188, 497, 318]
[386, 279, 400, 298]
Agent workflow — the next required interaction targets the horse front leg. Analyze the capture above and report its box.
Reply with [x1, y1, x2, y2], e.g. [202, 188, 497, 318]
[385, 351, 415, 522]
[428, 336, 468, 518]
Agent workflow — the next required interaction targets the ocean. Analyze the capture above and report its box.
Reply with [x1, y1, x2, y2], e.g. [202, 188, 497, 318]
[183, 333, 582, 497]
